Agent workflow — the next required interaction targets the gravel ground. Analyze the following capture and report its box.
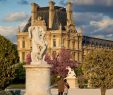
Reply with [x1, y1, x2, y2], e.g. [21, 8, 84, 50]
[51, 88, 113, 95]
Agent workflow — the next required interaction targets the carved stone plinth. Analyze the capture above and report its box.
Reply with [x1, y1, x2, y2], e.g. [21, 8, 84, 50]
[24, 63, 51, 95]
[66, 77, 79, 88]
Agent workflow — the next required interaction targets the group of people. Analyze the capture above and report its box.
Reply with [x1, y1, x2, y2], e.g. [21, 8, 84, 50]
[57, 78, 70, 95]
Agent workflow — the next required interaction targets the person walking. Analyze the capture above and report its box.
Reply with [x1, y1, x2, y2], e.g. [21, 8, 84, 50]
[57, 77, 65, 95]
[64, 79, 70, 95]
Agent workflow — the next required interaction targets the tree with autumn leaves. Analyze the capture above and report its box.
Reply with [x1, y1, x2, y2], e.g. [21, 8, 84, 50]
[45, 48, 79, 84]
[82, 49, 113, 95]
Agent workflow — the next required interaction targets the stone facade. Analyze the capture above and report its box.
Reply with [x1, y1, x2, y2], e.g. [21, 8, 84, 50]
[17, 1, 113, 63]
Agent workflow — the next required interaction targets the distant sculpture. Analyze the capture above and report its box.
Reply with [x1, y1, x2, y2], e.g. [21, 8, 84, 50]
[67, 67, 76, 78]
[28, 26, 47, 63]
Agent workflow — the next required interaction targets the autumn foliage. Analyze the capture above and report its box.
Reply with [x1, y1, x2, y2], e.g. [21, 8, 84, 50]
[82, 49, 113, 95]
[25, 53, 31, 64]
[45, 48, 79, 78]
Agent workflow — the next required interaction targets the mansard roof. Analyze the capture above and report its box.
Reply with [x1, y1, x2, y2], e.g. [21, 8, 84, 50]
[22, 18, 31, 32]
[22, 6, 67, 32]
[82, 36, 113, 48]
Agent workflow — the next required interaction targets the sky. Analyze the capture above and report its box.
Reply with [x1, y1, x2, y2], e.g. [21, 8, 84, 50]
[0, 0, 113, 43]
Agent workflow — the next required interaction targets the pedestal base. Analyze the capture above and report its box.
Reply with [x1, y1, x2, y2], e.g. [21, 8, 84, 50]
[24, 63, 51, 95]
[66, 77, 79, 88]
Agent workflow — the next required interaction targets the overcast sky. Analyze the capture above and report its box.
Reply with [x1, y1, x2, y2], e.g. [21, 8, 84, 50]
[0, 0, 113, 43]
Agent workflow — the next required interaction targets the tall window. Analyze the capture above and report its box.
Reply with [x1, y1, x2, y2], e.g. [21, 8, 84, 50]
[53, 39, 56, 47]
[53, 35, 56, 38]
[22, 40, 25, 48]
[72, 41, 75, 49]
[62, 39, 65, 47]
[22, 52, 25, 61]
[68, 40, 70, 48]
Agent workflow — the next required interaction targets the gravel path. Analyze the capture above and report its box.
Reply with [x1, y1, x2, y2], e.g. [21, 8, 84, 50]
[51, 88, 113, 95]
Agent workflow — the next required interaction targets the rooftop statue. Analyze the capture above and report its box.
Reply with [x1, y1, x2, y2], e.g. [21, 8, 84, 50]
[28, 26, 47, 64]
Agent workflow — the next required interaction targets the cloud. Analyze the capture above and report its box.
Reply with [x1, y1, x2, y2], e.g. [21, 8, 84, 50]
[58, 0, 113, 40]
[2, 12, 29, 22]
[106, 34, 113, 37]
[59, 0, 113, 8]
[74, 5, 113, 13]
[74, 11, 113, 40]
[90, 17, 113, 30]
[0, 26, 17, 43]
[72, 0, 113, 17]
[6, 35, 17, 44]
[73, 12, 104, 26]
[18, 0, 29, 5]
[59, 0, 113, 18]
[59, 0, 66, 6]
[0, 21, 28, 43]
[93, 34, 113, 41]
[93, 35, 105, 39]
[0, 26, 17, 36]
[81, 24, 113, 40]
[73, 0, 113, 6]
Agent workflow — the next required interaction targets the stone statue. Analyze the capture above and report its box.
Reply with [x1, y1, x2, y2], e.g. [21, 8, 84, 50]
[67, 67, 76, 78]
[28, 26, 47, 64]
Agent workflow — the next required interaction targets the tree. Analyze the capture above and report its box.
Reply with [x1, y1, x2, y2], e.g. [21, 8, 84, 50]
[13, 62, 25, 84]
[0, 90, 13, 95]
[74, 64, 86, 88]
[45, 48, 78, 83]
[82, 49, 113, 95]
[0, 35, 19, 89]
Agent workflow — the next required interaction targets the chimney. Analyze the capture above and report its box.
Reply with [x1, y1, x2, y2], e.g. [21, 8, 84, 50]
[49, 1, 55, 29]
[66, 1, 73, 26]
[31, 3, 39, 25]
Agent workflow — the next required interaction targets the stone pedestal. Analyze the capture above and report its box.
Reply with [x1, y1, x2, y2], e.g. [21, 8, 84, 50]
[66, 77, 79, 88]
[24, 63, 51, 95]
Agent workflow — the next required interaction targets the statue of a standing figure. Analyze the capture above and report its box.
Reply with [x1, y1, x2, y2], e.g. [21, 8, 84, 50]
[28, 26, 47, 64]
[67, 67, 76, 78]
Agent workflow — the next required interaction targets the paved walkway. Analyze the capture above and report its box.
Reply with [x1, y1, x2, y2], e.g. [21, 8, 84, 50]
[51, 88, 113, 95]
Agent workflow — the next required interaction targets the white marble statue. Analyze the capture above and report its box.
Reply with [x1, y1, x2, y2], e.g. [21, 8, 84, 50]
[67, 67, 76, 78]
[28, 26, 47, 64]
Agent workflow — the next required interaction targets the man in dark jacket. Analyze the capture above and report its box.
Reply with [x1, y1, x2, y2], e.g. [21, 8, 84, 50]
[57, 77, 65, 95]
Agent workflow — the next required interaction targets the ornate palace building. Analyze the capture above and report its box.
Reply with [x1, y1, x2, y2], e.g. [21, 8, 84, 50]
[17, 1, 113, 63]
